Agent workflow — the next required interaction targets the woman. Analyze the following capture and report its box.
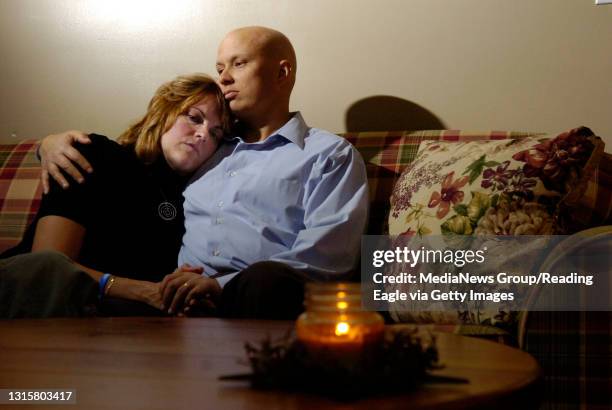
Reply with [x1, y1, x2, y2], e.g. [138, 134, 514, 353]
[0, 73, 230, 318]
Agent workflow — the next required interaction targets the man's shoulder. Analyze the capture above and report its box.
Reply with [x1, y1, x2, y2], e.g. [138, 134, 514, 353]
[303, 127, 353, 152]
[302, 128, 364, 168]
[283, 113, 351, 152]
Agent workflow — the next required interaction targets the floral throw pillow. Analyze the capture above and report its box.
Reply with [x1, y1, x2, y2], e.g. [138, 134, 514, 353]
[389, 127, 603, 237]
[386, 127, 603, 329]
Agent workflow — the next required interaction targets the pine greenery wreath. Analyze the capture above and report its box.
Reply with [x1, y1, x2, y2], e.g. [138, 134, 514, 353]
[220, 327, 467, 400]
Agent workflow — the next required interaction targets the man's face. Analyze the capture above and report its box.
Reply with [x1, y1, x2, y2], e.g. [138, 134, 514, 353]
[215, 31, 276, 119]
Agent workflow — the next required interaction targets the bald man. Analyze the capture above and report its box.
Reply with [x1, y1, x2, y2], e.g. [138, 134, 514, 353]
[36, 27, 368, 319]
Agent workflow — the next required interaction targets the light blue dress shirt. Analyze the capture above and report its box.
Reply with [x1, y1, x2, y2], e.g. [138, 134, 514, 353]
[178, 112, 368, 287]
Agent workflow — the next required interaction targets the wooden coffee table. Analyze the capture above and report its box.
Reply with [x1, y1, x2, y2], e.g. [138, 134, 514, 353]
[0, 318, 540, 409]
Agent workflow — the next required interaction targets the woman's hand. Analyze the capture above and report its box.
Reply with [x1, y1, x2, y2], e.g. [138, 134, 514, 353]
[160, 265, 221, 316]
[39, 130, 93, 194]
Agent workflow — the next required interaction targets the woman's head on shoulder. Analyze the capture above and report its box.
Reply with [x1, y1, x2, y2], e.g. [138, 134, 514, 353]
[118, 73, 231, 175]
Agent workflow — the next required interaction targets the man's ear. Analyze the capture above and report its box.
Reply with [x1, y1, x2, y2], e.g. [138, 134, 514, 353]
[278, 60, 292, 83]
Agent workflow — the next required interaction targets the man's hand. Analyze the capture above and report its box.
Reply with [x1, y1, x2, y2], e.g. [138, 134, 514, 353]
[39, 130, 93, 194]
[160, 265, 221, 316]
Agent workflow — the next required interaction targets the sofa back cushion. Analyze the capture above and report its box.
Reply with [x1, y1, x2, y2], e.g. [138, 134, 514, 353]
[0, 131, 609, 254]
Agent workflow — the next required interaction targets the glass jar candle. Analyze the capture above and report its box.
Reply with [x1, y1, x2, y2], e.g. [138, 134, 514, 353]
[296, 282, 385, 356]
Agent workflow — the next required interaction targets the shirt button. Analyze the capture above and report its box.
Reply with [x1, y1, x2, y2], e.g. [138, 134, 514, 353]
[217, 201, 224, 208]
[212, 250, 220, 256]
[229, 171, 237, 177]
[215, 217, 224, 225]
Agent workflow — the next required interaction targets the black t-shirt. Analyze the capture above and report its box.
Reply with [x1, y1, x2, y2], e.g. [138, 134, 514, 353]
[6, 134, 187, 281]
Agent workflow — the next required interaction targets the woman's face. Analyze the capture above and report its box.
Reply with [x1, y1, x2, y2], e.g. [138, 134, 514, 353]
[161, 95, 223, 175]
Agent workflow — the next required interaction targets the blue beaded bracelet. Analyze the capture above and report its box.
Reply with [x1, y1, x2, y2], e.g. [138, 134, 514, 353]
[99, 273, 111, 300]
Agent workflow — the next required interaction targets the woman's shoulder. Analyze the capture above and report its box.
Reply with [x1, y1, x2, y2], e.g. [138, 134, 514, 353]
[77, 134, 136, 170]
[79, 133, 124, 155]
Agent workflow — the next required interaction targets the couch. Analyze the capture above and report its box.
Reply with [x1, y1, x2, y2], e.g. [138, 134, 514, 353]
[1, 131, 611, 409]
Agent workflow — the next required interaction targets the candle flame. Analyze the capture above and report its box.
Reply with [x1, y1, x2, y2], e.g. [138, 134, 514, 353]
[335, 322, 350, 336]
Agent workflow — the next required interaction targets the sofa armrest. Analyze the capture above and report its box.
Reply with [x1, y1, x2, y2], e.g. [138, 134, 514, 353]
[0, 140, 42, 253]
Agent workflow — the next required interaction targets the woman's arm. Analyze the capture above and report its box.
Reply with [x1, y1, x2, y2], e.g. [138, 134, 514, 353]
[92, 272, 164, 310]
[32, 215, 85, 260]
[31, 215, 164, 310]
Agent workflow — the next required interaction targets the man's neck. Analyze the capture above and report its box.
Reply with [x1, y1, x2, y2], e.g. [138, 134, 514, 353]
[242, 111, 293, 143]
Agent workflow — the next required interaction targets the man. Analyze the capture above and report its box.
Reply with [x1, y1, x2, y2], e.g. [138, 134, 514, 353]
[38, 27, 368, 319]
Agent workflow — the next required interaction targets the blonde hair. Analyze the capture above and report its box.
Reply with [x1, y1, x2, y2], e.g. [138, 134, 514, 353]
[118, 73, 230, 164]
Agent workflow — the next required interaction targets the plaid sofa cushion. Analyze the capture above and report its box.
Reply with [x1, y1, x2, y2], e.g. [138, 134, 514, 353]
[0, 140, 42, 253]
[519, 226, 612, 409]
[524, 311, 612, 409]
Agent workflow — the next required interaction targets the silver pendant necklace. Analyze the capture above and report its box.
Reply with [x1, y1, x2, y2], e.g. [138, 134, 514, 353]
[151, 163, 178, 221]
[158, 201, 177, 221]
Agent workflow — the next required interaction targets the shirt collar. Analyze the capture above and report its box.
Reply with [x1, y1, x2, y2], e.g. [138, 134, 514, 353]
[226, 112, 307, 150]
[271, 112, 307, 149]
